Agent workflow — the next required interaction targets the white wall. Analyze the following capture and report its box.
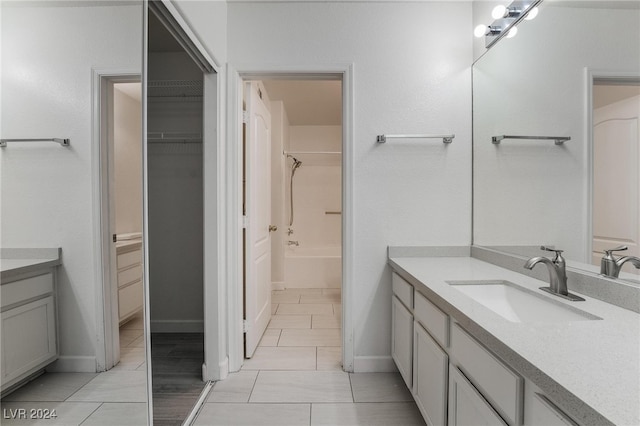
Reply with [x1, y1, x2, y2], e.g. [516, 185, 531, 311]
[228, 2, 473, 370]
[114, 85, 143, 235]
[1, 3, 142, 371]
[473, 4, 640, 263]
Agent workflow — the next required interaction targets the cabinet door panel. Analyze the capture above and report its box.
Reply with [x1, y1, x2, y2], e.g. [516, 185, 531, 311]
[448, 365, 507, 426]
[1, 296, 57, 384]
[392, 295, 413, 389]
[414, 322, 448, 426]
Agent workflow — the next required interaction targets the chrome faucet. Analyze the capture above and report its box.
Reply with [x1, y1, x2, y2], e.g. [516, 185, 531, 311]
[524, 246, 584, 301]
[287, 240, 299, 246]
[600, 246, 640, 278]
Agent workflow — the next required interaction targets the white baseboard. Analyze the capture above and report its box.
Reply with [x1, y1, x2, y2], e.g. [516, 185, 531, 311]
[353, 356, 398, 373]
[47, 356, 97, 373]
[150, 320, 204, 333]
[272, 281, 285, 291]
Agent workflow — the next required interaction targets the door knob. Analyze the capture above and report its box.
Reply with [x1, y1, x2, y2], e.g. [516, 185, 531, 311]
[269, 225, 278, 232]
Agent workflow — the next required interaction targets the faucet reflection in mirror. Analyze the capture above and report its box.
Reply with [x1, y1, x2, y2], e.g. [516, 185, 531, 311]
[600, 246, 640, 279]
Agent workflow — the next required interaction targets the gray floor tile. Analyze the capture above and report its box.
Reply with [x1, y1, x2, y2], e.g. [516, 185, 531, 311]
[207, 371, 258, 403]
[195, 403, 311, 426]
[276, 304, 333, 316]
[2, 373, 98, 402]
[349, 373, 413, 402]
[317, 347, 342, 371]
[67, 371, 147, 403]
[81, 402, 148, 425]
[242, 347, 317, 371]
[259, 329, 282, 346]
[250, 371, 352, 403]
[279, 329, 341, 347]
[268, 315, 311, 329]
[310, 402, 426, 426]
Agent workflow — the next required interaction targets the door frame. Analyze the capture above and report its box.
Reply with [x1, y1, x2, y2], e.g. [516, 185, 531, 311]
[584, 69, 640, 262]
[92, 69, 141, 372]
[225, 64, 355, 372]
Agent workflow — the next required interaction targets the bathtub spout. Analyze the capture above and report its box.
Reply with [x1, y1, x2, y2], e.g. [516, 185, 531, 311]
[287, 241, 299, 246]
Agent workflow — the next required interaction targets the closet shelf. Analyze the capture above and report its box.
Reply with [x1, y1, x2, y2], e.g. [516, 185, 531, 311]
[147, 79, 203, 99]
[148, 132, 202, 144]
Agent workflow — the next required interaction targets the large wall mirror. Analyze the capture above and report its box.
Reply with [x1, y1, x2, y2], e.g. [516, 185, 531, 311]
[473, 1, 640, 284]
[1, 1, 149, 424]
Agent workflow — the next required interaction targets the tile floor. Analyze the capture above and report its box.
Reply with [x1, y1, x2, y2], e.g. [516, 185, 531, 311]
[0, 313, 148, 425]
[194, 288, 426, 425]
[1, 289, 427, 425]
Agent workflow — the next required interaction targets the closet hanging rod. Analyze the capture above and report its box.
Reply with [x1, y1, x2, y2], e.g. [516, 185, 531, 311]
[376, 134, 454, 144]
[1, 138, 70, 148]
[492, 135, 571, 145]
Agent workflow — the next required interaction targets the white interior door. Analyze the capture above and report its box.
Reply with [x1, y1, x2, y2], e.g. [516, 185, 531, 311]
[244, 81, 273, 357]
[592, 94, 640, 273]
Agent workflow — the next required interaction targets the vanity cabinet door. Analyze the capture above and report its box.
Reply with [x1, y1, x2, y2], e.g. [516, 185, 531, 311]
[528, 393, 578, 426]
[414, 322, 448, 426]
[392, 295, 413, 389]
[448, 365, 507, 426]
[1, 296, 57, 387]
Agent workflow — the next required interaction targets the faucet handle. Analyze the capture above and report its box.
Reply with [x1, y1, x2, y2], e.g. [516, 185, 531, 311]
[604, 245, 628, 256]
[540, 246, 563, 254]
[540, 246, 564, 262]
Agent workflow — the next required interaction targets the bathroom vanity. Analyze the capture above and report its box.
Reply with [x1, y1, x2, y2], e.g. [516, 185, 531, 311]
[389, 248, 639, 426]
[116, 238, 143, 325]
[1, 248, 61, 394]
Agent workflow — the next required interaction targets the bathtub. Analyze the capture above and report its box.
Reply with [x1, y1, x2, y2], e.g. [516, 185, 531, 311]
[284, 246, 342, 289]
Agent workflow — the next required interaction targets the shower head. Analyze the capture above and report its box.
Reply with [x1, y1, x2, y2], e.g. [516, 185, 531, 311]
[290, 156, 302, 169]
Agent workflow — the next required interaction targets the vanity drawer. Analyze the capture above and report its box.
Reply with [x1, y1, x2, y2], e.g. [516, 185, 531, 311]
[450, 322, 523, 425]
[117, 249, 142, 269]
[118, 264, 143, 288]
[414, 291, 449, 348]
[392, 272, 413, 310]
[1, 273, 54, 310]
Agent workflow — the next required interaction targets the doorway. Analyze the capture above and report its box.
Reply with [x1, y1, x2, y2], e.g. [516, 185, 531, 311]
[240, 75, 348, 371]
[96, 73, 143, 374]
[591, 77, 640, 276]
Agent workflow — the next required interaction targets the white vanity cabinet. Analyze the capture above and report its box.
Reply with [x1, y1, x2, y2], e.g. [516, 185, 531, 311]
[391, 268, 583, 426]
[449, 365, 507, 426]
[392, 273, 414, 388]
[414, 322, 448, 426]
[1, 270, 58, 393]
[116, 240, 143, 324]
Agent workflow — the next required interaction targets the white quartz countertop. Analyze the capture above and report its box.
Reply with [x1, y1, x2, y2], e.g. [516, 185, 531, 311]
[1, 248, 61, 281]
[389, 256, 640, 426]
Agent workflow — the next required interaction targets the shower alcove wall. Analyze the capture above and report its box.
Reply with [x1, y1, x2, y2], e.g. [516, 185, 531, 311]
[275, 124, 342, 290]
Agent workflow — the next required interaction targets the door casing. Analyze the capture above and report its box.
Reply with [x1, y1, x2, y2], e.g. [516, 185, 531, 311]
[225, 65, 355, 373]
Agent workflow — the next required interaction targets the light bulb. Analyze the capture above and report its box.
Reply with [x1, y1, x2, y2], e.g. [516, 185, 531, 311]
[524, 6, 539, 20]
[506, 26, 518, 38]
[492, 5, 507, 19]
[474, 24, 488, 38]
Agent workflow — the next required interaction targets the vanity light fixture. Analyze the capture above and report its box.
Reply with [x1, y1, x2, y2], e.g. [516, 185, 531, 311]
[474, 24, 502, 38]
[524, 6, 539, 20]
[492, 4, 521, 20]
[479, 0, 543, 48]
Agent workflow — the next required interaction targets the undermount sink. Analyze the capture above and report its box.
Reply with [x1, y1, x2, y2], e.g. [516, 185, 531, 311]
[447, 280, 601, 323]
